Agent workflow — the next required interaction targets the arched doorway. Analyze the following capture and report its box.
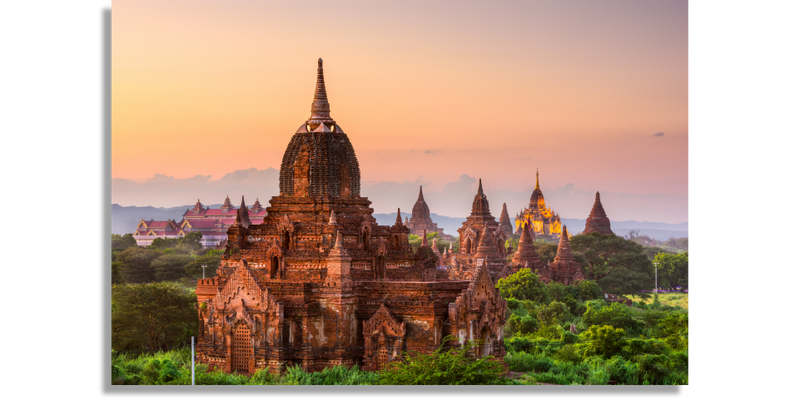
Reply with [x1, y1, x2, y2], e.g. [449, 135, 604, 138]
[232, 322, 252, 374]
[479, 327, 491, 357]
[270, 255, 279, 279]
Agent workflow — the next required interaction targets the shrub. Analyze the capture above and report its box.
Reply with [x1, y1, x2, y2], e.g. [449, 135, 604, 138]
[577, 280, 604, 301]
[378, 339, 507, 385]
[536, 301, 569, 327]
[506, 314, 538, 336]
[496, 268, 549, 303]
[553, 344, 582, 364]
[505, 351, 537, 372]
[583, 302, 644, 334]
[580, 325, 626, 359]
[283, 364, 378, 385]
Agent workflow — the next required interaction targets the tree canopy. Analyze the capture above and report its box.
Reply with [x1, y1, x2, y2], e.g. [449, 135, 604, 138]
[112, 282, 198, 352]
[569, 233, 653, 297]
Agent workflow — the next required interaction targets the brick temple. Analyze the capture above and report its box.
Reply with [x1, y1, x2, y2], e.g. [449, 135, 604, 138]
[194, 60, 508, 374]
[583, 192, 614, 235]
[406, 186, 451, 240]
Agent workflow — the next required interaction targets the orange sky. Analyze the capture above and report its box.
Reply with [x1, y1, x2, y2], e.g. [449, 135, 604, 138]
[112, 0, 687, 223]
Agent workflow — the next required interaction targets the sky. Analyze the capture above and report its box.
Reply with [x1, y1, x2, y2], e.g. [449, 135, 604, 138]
[112, 0, 688, 223]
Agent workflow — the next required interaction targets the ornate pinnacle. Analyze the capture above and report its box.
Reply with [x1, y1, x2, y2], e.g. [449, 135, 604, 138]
[309, 58, 332, 121]
[535, 169, 540, 189]
[334, 230, 343, 248]
[421, 230, 429, 247]
[477, 178, 484, 195]
[395, 208, 403, 226]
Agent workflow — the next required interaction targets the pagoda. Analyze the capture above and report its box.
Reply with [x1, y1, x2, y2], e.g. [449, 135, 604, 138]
[514, 170, 562, 236]
[583, 192, 614, 235]
[194, 60, 506, 375]
[407, 186, 450, 239]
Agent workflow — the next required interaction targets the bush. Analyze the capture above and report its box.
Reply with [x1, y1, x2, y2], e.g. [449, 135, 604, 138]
[379, 339, 507, 385]
[583, 302, 644, 334]
[536, 301, 569, 327]
[580, 325, 626, 359]
[506, 314, 538, 336]
[553, 344, 582, 364]
[496, 268, 549, 303]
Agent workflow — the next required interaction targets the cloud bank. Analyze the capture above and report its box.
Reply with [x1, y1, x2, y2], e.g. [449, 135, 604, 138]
[112, 169, 687, 223]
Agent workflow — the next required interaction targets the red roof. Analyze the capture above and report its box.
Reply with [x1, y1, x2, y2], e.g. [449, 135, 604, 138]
[182, 219, 218, 228]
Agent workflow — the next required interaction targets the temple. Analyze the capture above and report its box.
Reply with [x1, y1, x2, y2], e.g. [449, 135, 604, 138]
[540, 226, 585, 284]
[498, 203, 515, 241]
[132, 196, 267, 248]
[583, 192, 614, 235]
[515, 170, 562, 237]
[446, 179, 510, 282]
[407, 186, 450, 240]
[194, 60, 507, 375]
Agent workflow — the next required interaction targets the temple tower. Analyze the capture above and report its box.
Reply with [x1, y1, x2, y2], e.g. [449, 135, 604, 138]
[583, 192, 613, 235]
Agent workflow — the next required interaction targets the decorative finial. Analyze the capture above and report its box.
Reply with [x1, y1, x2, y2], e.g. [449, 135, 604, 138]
[536, 169, 540, 189]
[477, 178, 483, 195]
[334, 230, 343, 248]
[395, 208, 402, 225]
[329, 210, 338, 225]
[309, 58, 332, 121]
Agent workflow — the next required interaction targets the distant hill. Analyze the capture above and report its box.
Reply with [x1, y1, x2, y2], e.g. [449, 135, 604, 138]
[112, 204, 687, 241]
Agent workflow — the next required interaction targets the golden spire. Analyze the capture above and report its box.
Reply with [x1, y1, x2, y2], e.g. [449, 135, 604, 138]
[535, 168, 540, 189]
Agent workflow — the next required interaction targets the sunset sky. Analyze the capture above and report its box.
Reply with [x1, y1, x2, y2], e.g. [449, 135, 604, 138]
[112, 0, 687, 223]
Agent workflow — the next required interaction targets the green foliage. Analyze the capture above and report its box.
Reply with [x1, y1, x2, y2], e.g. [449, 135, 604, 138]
[378, 339, 507, 385]
[569, 233, 653, 297]
[111, 261, 125, 285]
[536, 301, 569, 327]
[583, 301, 644, 333]
[653, 251, 689, 289]
[184, 253, 222, 279]
[553, 344, 582, 364]
[496, 268, 549, 303]
[112, 282, 198, 352]
[116, 247, 163, 283]
[654, 312, 688, 351]
[576, 280, 604, 301]
[282, 364, 378, 385]
[505, 314, 538, 336]
[150, 254, 194, 282]
[112, 233, 137, 251]
[535, 242, 558, 264]
[580, 325, 626, 358]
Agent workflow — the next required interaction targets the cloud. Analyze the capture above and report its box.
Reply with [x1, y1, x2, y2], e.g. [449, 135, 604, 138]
[112, 168, 279, 207]
[652, 131, 665, 137]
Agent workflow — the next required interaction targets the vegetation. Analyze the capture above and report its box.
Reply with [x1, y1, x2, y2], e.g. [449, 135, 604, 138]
[111, 232, 222, 286]
[498, 268, 688, 385]
[569, 233, 654, 298]
[112, 282, 198, 352]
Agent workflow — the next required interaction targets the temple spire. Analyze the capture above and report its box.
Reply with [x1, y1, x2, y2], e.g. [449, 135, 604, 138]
[395, 208, 403, 226]
[477, 178, 484, 195]
[309, 58, 332, 122]
[418, 185, 424, 200]
[535, 169, 540, 189]
[421, 229, 429, 247]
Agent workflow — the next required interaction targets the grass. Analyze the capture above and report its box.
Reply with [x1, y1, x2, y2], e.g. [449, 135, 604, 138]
[626, 293, 688, 310]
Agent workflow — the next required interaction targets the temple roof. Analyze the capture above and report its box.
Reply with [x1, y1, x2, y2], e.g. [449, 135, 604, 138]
[530, 169, 546, 209]
[411, 186, 431, 220]
[554, 225, 576, 262]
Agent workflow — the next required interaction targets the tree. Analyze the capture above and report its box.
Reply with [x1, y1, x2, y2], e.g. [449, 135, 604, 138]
[535, 301, 569, 327]
[150, 254, 195, 282]
[495, 268, 549, 303]
[569, 233, 653, 297]
[177, 231, 203, 252]
[580, 325, 626, 358]
[112, 282, 198, 352]
[653, 252, 688, 290]
[112, 233, 137, 251]
[184, 253, 223, 279]
[535, 242, 558, 264]
[111, 261, 125, 285]
[116, 247, 163, 284]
